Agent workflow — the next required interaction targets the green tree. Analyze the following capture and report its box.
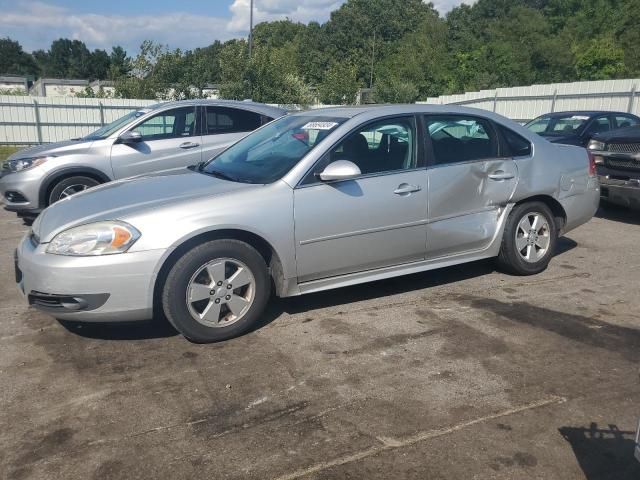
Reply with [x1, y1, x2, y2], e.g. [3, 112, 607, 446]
[109, 46, 129, 79]
[0, 38, 38, 76]
[218, 39, 251, 100]
[574, 35, 626, 80]
[373, 78, 420, 103]
[318, 62, 360, 104]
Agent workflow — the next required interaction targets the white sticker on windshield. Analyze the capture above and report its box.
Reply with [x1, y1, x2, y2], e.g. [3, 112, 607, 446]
[570, 115, 589, 120]
[302, 122, 338, 130]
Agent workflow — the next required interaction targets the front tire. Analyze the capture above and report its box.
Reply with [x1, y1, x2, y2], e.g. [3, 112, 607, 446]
[48, 176, 100, 206]
[162, 240, 271, 343]
[496, 202, 558, 275]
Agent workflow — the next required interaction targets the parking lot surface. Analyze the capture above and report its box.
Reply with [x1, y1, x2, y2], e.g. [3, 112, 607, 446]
[0, 206, 639, 480]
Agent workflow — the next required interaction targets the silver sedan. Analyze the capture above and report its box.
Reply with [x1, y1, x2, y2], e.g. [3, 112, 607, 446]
[15, 105, 600, 342]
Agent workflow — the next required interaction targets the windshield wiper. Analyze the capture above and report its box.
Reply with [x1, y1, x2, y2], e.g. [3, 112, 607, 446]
[202, 168, 242, 183]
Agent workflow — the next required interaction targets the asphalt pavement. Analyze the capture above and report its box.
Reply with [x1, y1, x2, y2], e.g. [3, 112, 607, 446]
[0, 206, 639, 480]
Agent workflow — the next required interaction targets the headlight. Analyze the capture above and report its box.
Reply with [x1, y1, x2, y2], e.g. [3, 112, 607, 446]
[46, 221, 140, 256]
[588, 140, 606, 151]
[6, 155, 54, 172]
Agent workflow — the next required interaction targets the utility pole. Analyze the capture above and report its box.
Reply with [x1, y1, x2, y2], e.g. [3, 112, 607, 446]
[249, 0, 254, 59]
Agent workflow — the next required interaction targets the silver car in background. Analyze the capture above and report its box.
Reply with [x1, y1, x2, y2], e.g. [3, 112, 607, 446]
[0, 100, 286, 220]
[15, 105, 599, 342]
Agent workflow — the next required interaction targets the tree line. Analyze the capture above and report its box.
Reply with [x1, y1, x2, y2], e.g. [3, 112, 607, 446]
[1, 0, 638, 104]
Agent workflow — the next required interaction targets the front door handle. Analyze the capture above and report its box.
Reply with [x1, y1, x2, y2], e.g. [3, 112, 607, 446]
[179, 142, 200, 149]
[394, 183, 422, 195]
[488, 170, 515, 181]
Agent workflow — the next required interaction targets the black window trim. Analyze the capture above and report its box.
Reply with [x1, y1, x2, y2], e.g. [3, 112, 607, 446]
[583, 114, 611, 137]
[495, 123, 533, 159]
[423, 113, 505, 169]
[296, 114, 425, 188]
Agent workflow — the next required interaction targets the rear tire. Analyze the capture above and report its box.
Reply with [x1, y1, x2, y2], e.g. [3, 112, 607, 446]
[48, 176, 100, 206]
[162, 239, 271, 343]
[496, 202, 558, 275]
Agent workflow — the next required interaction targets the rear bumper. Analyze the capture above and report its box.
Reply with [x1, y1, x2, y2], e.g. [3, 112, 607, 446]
[16, 234, 165, 322]
[560, 177, 600, 234]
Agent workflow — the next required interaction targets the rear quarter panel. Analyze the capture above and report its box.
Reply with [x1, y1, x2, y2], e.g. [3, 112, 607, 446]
[512, 140, 599, 233]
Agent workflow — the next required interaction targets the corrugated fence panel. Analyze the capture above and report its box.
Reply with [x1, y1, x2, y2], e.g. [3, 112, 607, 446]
[2, 80, 640, 144]
[0, 96, 155, 145]
[419, 78, 640, 122]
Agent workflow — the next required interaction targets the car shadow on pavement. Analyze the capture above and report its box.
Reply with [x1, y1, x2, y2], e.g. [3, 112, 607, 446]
[559, 423, 640, 480]
[596, 205, 640, 225]
[58, 317, 178, 341]
[58, 239, 578, 342]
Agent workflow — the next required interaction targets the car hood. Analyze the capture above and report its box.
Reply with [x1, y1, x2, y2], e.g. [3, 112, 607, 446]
[34, 169, 254, 243]
[7, 138, 94, 160]
[593, 125, 640, 143]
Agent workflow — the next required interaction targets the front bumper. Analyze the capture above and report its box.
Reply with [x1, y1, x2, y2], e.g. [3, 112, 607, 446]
[15, 234, 166, 322]
[0, 168, 44, 213]
[598, 174, 640, 209]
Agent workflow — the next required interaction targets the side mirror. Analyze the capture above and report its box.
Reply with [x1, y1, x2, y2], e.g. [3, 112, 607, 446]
[318, 160, 361, 182]
[118, 131, 143, 144]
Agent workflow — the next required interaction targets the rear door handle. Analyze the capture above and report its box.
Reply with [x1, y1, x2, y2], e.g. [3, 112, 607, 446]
[488, 170, 515, 181]
[179, 142, 200, 149]
[394, 183, 422, 195]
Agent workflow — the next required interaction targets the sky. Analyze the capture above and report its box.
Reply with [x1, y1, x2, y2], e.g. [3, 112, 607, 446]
[0, 0, 475, 54]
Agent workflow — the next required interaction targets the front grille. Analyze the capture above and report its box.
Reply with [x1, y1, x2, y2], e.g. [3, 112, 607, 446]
[607, 143, 640, 154]
[605, 158, 640, 171]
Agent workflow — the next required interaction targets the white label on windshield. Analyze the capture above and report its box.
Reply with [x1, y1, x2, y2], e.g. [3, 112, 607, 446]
[570, 115, 589, 120]
[302, 122, 338, 130]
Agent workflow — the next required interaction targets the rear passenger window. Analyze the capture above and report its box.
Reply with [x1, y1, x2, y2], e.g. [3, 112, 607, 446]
[614, 115, 639, 129]
[205, 107, 270, 135]
[426, 115, 498, 165]
[500, 126, 532, 157]
[585, 117, 611, 135]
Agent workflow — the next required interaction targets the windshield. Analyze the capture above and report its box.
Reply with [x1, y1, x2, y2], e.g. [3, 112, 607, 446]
[201, 115, 347, 184]
[84, 109, 150, 140]
[526, 114, 590, 136]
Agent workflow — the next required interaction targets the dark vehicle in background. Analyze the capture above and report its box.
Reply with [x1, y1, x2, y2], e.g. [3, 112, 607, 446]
[588, 125, 640, 209]
[526, 111, 640, 147]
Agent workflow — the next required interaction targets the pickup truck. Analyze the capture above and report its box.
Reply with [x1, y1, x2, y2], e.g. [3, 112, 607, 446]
[588, 125, 640, 209]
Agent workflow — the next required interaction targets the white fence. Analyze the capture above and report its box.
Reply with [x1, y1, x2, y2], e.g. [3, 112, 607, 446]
[2, 78, 639, 145]
[420, 79, 640, 123]
[0, 96, 156, 145]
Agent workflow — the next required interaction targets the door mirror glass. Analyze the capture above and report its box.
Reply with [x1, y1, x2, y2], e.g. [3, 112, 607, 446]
[118, 131, 143, 144]
[318, 160, 361, 182]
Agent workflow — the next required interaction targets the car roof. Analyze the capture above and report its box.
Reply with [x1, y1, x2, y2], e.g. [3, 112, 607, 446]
[148, 99, 287, 118]
[533, 110, 636, 118]
[290, 103, 524, 119]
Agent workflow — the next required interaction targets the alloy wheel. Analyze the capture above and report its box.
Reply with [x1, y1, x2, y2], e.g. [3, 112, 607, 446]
[515, 212, 551, 263]
[185, 258, 256, 327]
[59, 184, 90, 199]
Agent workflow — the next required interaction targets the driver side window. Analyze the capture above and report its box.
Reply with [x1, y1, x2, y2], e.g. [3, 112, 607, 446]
[304, 117, 416, 185]
[132, 107, 196, 141]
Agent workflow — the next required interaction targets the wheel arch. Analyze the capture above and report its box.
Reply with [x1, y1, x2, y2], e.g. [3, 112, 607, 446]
[39, 167, 111, 207]
[152, 228, 287, 318]
[514, 194, 567, 234]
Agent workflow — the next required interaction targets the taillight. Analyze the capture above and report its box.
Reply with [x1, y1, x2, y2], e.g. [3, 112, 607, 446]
[587, 150, 596, 177]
